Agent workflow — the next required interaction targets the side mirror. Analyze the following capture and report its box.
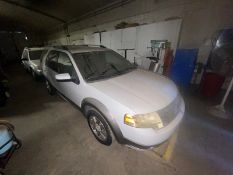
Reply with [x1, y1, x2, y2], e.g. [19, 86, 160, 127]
[55, 73, 72, 82]
[21, 58, 28, 61]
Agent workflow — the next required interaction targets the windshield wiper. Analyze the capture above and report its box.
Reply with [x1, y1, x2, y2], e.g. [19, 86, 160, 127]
[86, 64, 133, 81]
[87, 74, 108, 81]
[86, 72, 98, 80]
[87, 67, 120, 81]
[100, 67, 112, 76]
[100, 64, 120, 76]
[119, 65, 136, 74]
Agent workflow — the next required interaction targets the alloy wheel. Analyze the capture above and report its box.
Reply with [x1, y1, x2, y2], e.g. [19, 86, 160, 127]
[89, 115, 107, 141]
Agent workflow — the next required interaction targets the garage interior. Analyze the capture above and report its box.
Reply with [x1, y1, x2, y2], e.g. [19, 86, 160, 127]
[0, 0, 233, 174]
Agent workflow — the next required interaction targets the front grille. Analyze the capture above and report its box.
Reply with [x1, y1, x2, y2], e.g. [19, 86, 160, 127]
[157, 95, 181, 126]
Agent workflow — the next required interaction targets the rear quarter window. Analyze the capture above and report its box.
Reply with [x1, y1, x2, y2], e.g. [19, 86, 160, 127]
[29, 50, 43, 60]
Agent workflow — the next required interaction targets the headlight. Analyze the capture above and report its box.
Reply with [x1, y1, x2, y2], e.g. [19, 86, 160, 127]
[124, 113, 164, 129]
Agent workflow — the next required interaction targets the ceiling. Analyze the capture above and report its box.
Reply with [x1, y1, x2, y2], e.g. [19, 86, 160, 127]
[0, 0, 132, 34]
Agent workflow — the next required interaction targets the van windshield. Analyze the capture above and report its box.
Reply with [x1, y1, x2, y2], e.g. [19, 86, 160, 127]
[73, 50, 136, 81]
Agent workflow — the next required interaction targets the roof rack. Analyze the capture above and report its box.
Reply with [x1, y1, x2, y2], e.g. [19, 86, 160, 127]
[75, 44, 106, 48]
[47, 44, 107, 51]
[24, 45, 45, 49]
[51, 45, 69, 50]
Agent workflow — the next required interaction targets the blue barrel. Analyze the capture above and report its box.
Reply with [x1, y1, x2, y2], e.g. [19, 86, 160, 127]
[170, 49, 198, 87]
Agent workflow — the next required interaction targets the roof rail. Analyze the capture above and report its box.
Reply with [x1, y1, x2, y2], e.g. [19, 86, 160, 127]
[52, 45, 69, 50]
[76, 44, 106, 48]
[46, 44, 107, 51]
[25, 45, 45, 49]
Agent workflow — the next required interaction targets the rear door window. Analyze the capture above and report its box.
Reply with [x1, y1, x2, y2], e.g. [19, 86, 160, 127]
[57, 52, 78, 80]
[46, 51, 59, 72]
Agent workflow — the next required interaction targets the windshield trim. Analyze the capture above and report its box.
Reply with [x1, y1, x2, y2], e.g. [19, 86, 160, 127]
[72, 50, 137, 82]
[85, 67, 137, 83]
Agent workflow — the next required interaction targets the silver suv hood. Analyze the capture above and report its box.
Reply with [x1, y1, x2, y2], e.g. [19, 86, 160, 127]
[90, 69, 179, 114]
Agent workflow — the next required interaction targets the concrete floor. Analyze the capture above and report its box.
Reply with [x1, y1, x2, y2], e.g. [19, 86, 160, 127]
[0, 65, 233, 175]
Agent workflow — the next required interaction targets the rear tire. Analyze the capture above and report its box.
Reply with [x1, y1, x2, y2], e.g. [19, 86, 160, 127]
[86, 108, 112, 146]
[45, 80, 56, 95]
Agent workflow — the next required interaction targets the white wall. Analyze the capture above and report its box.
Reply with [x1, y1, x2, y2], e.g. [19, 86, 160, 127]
[81, 20, 181, 70]
[47, 0, 233, 65]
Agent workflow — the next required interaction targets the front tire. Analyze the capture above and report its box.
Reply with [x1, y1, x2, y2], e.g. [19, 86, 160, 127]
[87, 109, 112, 146]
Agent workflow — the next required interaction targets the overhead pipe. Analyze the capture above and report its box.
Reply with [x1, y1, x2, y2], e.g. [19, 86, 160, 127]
[50, 0, 134, 35]
[1, 0, 134, 37]
[50, 0, 134, 41]
[0, 0, 66, 23]
[67, 0, 135, 25]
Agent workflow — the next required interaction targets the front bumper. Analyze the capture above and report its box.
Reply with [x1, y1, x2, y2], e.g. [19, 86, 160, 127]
[122, 98, 185, 147]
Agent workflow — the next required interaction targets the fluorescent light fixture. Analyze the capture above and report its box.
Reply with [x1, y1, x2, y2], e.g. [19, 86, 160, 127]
[15, 31, 22, 34]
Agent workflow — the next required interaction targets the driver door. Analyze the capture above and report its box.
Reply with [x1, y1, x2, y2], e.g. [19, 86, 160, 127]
[56, 51, 82, 105]
[45, 50, 60, 90]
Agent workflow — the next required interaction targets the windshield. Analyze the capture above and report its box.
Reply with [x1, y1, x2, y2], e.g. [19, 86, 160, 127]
[29, 50, 43, 60]
[73, 50, 136, 81]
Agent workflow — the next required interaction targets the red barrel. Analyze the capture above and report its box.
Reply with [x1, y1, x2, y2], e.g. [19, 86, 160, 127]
[201, 72, 225, 97]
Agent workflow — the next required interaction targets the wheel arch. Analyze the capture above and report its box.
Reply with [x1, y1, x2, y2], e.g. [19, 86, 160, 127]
[81, 98, 125, 144]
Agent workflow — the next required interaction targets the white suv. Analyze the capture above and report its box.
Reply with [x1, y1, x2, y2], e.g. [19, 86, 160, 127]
[41, 45, 185, 148]
[21, 47, 46, 79]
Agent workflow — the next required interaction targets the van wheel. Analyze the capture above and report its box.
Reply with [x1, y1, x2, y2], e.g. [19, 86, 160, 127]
[45, 80, 55, 95]
[87, 109, 112, 146]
